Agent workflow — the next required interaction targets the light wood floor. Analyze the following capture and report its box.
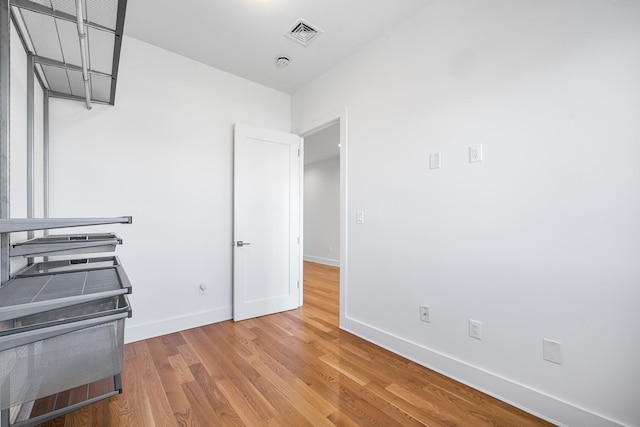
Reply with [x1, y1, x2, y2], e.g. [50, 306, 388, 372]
[39, 262, 552, 426]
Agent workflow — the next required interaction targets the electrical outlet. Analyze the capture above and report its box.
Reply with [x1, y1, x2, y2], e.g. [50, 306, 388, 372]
[469, 319, 482, 340]
[199, 282, 208, 295]
[469, 144, 483, 163]
[543, 339, 563, 365]
[420, 305, 430, 323]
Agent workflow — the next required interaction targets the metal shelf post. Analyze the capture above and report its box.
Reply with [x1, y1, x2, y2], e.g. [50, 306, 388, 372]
[26, 52, 34, 246]
[1, 0, 11, 286]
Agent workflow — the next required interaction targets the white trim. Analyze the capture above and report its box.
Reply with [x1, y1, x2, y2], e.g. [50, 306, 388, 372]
[342, 316, 630, 427]
[299, 135, 305, 307]
[124, 306, 232, 344]
[303, 255, 340, 267]
[299, 119, 339, 137]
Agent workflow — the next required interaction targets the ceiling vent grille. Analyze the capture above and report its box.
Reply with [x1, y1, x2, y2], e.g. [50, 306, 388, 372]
[285, 19, 322, 46]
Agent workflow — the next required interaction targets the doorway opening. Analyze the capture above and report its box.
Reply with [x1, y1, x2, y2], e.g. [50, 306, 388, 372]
[303, 121, 340, 268]
[299, 112, 347, 328]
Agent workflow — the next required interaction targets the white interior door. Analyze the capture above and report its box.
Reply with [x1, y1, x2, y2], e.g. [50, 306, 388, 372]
[233, 123, 301, 321]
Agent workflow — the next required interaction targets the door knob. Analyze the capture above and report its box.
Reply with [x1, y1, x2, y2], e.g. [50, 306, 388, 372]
[236, 241, 251, 247]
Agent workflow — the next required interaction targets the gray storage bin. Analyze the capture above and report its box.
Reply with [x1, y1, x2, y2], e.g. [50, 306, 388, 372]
[0, 316, 126, 410]
[0, 264, 132, 322]
[0, 295, 130, 337]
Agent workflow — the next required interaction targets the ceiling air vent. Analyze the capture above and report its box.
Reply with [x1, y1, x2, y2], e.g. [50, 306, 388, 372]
[285, 18, 322, 46]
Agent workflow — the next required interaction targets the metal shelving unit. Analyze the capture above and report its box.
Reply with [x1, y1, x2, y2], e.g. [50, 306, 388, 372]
[0, 219, 132, 427]
[1, 1, 131, 425]
[9, 0, 128, 108]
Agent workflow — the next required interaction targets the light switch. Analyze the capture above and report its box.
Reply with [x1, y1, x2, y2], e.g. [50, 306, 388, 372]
[356, 211, 365, 224]
[543, 339, 563, 365]
[429, 152, 441, 169]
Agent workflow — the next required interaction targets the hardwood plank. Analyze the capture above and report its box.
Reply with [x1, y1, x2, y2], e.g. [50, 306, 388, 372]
[168, 354, 196, 385]
[215, 378, 268, 426]
[326, 410, 363, 427]
[67, 385, 89, 406]
[138, 339, 179, 424]
[245, 352, 337, 424]
[180, 328, 228, 382]
[88, 377, 115, 399]
[177, 343, 201, 367]
[123, 342, 137, 361]
[83, 400, 110, 427]
[112, 345, 147, 427]
[109, 395, 136, 426]
[146, 334, 199, 426]
[53, 390, 72, 410]
[61, 405, 89, 427]
[180, 380, 221, 426]
[187, 325, 279, 422]
[45, 416, 66, 427]
[189, 362, 243, 425]
[349, 382, 433, 427]
[252, 375, 314, 427]
[317, 354, 369, 386]
[116, 341, 167, 426]
[29, 394, 56, 417]
[384, 383, 467, 427]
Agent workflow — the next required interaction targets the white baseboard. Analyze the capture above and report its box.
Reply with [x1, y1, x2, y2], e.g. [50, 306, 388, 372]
[304, 255, 340, 267]
[124, 306, 232, 344]
[341, 317, 627, 427]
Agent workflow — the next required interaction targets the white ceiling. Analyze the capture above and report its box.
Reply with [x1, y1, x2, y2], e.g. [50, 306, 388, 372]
[124, 0, 432, 94]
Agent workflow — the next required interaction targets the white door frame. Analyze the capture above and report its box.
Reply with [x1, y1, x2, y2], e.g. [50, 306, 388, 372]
[296, 107, 348, 328]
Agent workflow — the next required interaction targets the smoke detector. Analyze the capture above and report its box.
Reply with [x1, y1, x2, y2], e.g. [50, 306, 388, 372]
[276, 56, 290, 67]
[285, 18, 322, 46]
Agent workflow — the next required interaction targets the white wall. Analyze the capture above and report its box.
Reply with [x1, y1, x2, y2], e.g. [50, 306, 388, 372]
[49, 36, 291, 343]
[304, 156, 340, 266]
[292, 1, 640, 426]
